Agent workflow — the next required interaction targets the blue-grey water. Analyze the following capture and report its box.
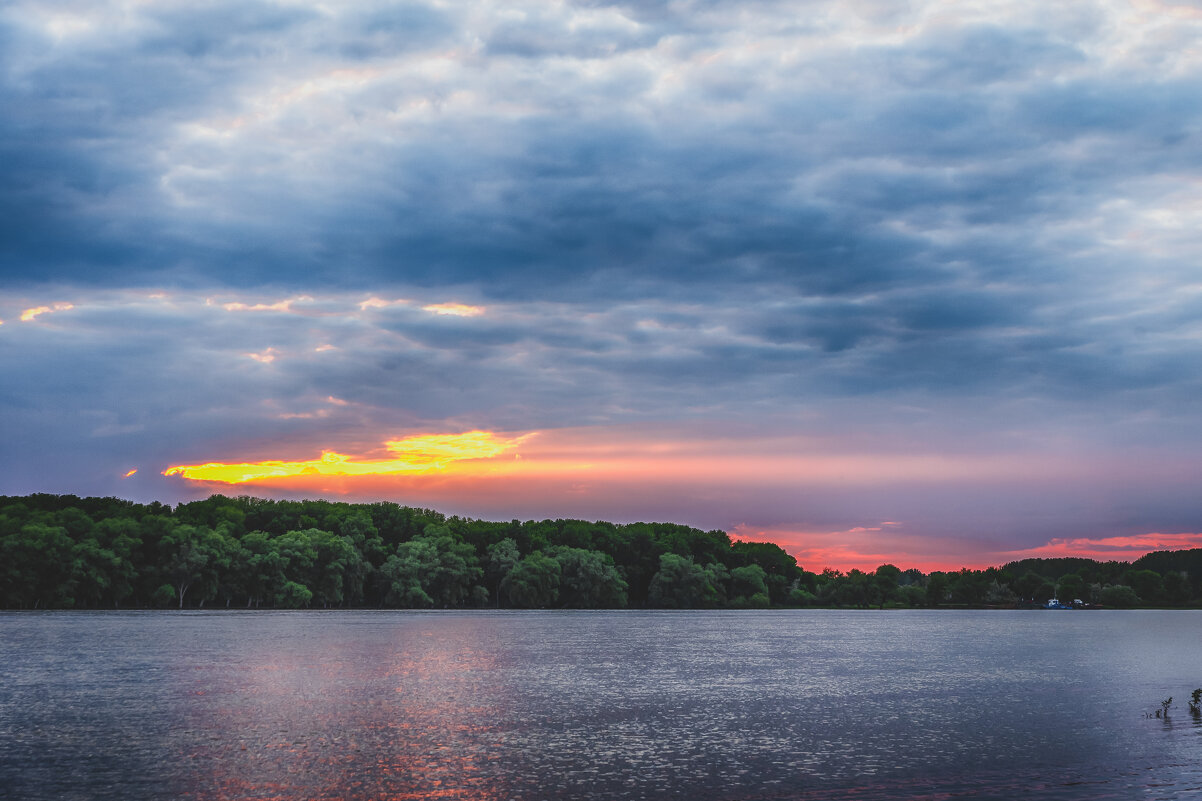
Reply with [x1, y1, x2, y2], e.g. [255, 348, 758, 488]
[1, 610, 1200, 800]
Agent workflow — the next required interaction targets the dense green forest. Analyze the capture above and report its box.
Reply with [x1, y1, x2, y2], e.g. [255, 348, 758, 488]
[1, 493, 1200, 610]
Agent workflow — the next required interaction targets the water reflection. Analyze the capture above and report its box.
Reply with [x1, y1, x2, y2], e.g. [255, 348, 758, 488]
[168, 614, 515, 800]
[1, 610, 1200, 800]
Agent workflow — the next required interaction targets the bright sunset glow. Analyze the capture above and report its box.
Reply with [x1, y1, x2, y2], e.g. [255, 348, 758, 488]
[122, 468, 137, 478]
[20, 303, 74, 322]
[164, 430, 535, 484]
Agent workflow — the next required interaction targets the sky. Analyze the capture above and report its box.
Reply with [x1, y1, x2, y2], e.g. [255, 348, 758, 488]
[3, 0, 1202, 571]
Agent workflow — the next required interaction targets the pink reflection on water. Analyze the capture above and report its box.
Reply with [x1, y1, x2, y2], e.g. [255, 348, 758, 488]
[171, 617, 513, 801]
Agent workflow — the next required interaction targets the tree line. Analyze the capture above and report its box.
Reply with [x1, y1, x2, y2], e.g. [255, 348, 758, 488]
[1, 493, 1199, 610]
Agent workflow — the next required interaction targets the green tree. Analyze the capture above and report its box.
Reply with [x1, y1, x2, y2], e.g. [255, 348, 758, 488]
[550, 547, 628, 608]
[949, 569, 990, 605]
[382, 537, 438, 607]
[898, 584, 927, 607]
[730, 540, 800, 604]
[92, 517, 142, 605]
[70, 538, 132, 608]
[1013, 572, 1044, 602]
[647, 554, 725, 608]
[1, 523, 78, 607]
[381, 526, 482, 607]
[272, 529, 320, 607]
[703, 562, 730, 606]
[730, 564, 769, 607]
[159, 524, 229, 608]
[501, 551, 561, 608]
[276, 580, 314, 608]
[1099, 584, 1140, 608]
[834, 569, 876, 608]
[1162, 571, 1191, 606]
[873, 564, 902, 608]
[1125, 570, 1164, 604]
[239, 531, 289, 607]
[788, 585, 819, 606]
[1056, 573, 1087, 604]
[309, 529, 368, 607]
[486, 538, 521, 605]
[605, 523, 663, 606]
[926, 571, 949, 607]
[337, 511, 386, 565]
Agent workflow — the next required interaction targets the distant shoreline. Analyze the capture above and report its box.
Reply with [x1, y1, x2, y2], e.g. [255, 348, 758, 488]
[3, 492, 1199, 611]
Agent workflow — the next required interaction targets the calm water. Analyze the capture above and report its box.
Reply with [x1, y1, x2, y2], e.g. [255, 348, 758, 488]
[1, 610, 1200, 800]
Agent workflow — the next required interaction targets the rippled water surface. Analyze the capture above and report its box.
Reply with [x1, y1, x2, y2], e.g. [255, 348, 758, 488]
[2, 610, 1200, 800]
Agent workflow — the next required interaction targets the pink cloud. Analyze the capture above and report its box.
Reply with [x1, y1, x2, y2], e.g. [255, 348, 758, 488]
[727, 523, 972, 573]
[730, 525, 1202, 575]
[1000, 532, 1202, 562]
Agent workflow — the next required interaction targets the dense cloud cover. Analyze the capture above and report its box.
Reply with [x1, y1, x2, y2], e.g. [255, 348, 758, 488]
[3, 0, 1202, 567]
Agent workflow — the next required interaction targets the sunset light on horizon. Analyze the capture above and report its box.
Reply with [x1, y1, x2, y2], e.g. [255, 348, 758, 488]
[164, 430, 535, 484]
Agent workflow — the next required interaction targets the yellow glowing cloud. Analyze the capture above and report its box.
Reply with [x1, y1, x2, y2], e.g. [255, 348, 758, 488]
[223, 296, 312, 312]
[164, 431, 535, 484]
[422, 303, 485, 317]
[20, 302, 74, 322]
[122, 469, 138, 478]
[358, 297, 408, 310]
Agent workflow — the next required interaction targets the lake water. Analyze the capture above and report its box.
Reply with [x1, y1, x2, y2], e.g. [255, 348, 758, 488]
[1, 610, 1200, 800]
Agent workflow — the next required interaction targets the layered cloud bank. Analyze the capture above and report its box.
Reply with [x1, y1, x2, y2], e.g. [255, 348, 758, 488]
[3, 1, 1202, 568]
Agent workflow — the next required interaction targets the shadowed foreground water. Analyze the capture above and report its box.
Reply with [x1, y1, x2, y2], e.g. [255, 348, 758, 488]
[1, 610, 1200, 800]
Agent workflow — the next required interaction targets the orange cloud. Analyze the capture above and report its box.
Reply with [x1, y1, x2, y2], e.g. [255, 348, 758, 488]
[246, 348, 279, 363]
[222, 296, 312, 312]
[358, 297, 407, 310]
[20, 302, 74, 321]
[735, 526, 1202, 574]
[277, 409, 331, 420]
[422, 302, 484, 317]
[122, 468, 138, 478]
[164, 430, 536, 484]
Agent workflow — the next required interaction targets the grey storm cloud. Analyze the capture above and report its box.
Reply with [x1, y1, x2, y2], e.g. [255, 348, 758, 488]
[4, 0, 1197, 302]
